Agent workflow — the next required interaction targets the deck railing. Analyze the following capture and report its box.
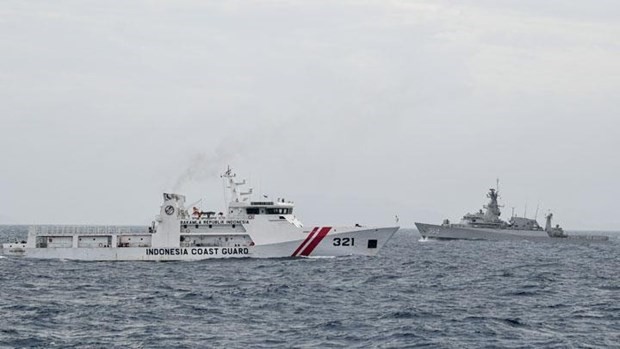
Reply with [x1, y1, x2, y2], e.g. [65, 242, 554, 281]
[29, 225, 149, 235]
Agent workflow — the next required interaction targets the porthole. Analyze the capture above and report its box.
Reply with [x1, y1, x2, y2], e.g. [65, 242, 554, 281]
[232, 224, 236, 228]
[209, 225, 212, 229]
[183, 225, 188, 229]
[195, 225, 199, 229]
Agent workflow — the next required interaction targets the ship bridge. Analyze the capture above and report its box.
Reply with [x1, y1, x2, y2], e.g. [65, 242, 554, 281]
[229, 199, 294, 216]
[220, 166, 297, 219]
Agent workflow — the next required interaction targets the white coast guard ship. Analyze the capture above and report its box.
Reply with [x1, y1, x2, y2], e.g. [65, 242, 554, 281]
[1, 168, 399, 260]
[415, 184, 608, 242]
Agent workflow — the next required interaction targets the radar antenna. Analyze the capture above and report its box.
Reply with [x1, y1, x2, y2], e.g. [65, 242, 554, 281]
[222, 165, 234, 178]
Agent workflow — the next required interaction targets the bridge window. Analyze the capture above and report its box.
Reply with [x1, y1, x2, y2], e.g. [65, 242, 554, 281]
[247, 207, 293, 215]
[266, 208, 291, 215]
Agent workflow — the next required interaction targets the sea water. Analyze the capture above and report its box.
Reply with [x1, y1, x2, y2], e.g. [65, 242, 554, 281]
[0, 226, 618, 348]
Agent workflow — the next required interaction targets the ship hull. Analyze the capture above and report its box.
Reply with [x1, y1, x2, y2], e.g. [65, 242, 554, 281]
[1, 227, 398, 261]
[415, 223, 608, 243]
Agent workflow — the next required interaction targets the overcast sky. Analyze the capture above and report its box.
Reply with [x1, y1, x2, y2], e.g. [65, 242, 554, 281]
[1, 0, 619, 230]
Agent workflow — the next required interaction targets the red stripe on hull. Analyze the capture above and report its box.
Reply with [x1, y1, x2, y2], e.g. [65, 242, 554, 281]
[300, 227, 332, 256]
[291, 227, 318, 257]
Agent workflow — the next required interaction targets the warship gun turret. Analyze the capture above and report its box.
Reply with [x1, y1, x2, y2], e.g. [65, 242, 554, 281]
[415, 185, 608, 242]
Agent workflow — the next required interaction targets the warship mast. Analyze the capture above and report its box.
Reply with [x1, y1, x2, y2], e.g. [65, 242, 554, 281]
[483, 181, 502, 222]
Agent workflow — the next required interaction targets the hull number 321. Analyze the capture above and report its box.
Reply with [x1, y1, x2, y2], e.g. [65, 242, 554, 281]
[333, 237, 354, 246]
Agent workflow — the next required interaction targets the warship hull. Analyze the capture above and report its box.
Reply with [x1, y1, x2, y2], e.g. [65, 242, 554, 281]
[415, 223, 608, 243]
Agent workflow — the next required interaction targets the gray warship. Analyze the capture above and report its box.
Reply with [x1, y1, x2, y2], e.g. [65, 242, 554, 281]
[415, 186, 608, 242]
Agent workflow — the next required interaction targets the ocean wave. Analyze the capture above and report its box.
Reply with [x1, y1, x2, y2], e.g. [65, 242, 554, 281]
[0, 226, 619, 347]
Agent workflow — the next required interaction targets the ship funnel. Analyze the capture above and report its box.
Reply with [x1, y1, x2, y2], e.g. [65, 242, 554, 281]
[160, 193, 188, 220]
[163, 193, 186, 209]
[153, 193, 187, 247]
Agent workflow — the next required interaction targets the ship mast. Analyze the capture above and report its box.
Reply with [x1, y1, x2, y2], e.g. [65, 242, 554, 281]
[483, 185, 502, 222]
[545, 212, 553, 231]
[221, 166, 253, 208]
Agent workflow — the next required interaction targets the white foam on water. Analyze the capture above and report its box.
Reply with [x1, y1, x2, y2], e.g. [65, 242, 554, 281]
[304, 255, 336, 260]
